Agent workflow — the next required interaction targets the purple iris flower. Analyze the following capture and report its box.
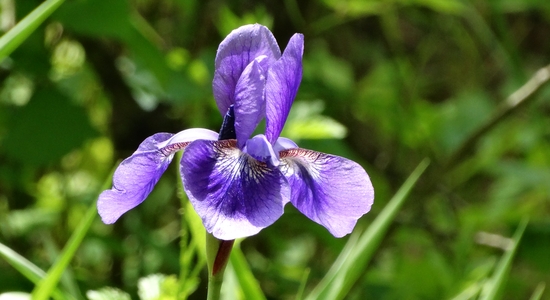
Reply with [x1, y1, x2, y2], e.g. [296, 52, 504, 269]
[98, 24, 374, 240]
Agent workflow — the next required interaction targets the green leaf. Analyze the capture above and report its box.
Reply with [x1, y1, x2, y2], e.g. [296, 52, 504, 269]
[320, 0, 384, 17]
[54, 0, 173, 88]
[434, 90, 495, 155]
[306, 158, 430, 300]
[283, 101, 347, 140]
[479, 218, 529, 300]
[3, 86, 97, 166]
[53, 0, 131, 38]
[228, 244, 266, 300]
[320, 0, 464, 17]
[0, 0, 65, 61]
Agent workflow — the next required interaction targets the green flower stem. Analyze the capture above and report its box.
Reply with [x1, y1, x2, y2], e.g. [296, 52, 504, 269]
[206, 233, 234, 300]
[207, 269, 223, 300]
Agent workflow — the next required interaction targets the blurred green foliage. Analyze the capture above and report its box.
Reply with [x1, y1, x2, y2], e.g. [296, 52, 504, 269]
[1, 0, 549, 299]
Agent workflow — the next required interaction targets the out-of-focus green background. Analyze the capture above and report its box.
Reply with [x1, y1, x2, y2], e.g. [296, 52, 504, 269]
[1, 0, 549, 299]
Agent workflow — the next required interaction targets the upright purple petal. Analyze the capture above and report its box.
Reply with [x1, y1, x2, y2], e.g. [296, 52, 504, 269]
[98, 129, 218, 224]
[279, 148, 374, 237]
[181, 139, 290, 240]
[234, 58, 266, 148]
[213, 24, 281, 115]
[265, 33, 304, 144]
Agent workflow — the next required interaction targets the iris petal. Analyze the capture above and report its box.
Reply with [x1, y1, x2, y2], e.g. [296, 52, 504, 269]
[181, 139, 289, 240]
[159, 128, 219, 151]
[273, 137, 299, 152]
[245, 134, 279, 167]
[234, 59, 266, 148]
[265, 33, 304, 144]
[279, 148, 374, 237]
[98, 129, 218, 224]
[213, 24, 281, 116]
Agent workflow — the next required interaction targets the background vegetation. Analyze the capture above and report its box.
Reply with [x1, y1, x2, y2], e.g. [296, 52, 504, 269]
[1, 0, 549, 299]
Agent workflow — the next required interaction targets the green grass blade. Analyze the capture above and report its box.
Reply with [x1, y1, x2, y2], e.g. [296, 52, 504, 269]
[0, 242, 65, 300]
[306, 158, 430, 300]
[448, 257, 496, 300]
[479, 218, 528, 300]
[449, 281, 484, 300]
[0, 0, 65, 61]
[229, 244, 266, 300]
[296, 268, 311, 300]
[529, 282, 546, 300]
[31, 169, 114, 300]
[42, 233, 84, 300]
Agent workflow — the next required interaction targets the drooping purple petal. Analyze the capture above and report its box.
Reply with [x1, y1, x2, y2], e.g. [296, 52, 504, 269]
[234, 58, 266, 148]
[279, 148, 374, 237]
[265, 33, 304, 144]
[245, 134, 279, 167]
[98, 133, 174, 224]
[98, 129, 218, 224]
[213, 24, 281, 115]
[181, 139, 290, 240]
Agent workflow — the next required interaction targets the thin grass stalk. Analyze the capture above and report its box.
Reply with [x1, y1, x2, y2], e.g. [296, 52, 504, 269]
[479, 218, 528, 300]
[0, 0, 65, 60]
